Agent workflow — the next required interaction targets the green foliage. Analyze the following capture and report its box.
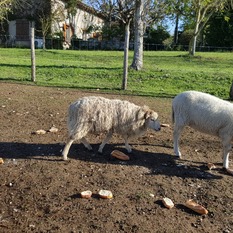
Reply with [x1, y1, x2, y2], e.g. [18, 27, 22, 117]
[163, 37, 174, 50]
[178, 29, 193, 45]
[101, 22, 125, 40]
[204, 10, 233, 47]
[0, 49, 232, 99]
[66, 0, 78, 16]
[144, 26, 170, 44]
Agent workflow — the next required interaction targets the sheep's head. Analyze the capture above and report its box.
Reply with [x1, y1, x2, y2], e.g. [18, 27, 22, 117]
[143, 107, 161, 131]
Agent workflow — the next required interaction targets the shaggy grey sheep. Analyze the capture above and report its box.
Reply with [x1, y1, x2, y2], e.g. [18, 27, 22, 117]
[62, 96, 161, 160]
[172, 90, 233, 169]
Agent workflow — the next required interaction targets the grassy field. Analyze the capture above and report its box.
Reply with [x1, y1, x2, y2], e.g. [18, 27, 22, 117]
[0, 48, 232, 99]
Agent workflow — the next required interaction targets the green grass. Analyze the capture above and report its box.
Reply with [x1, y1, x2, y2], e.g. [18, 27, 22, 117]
[0, 48, 232, 99]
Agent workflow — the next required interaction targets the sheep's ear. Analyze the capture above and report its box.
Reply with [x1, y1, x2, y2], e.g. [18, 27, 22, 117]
[144, 110, 152, 119]
[141, 106, 151, 119]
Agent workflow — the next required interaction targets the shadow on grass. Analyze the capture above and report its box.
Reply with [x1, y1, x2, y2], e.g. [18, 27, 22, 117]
[0, 63, 122, 70]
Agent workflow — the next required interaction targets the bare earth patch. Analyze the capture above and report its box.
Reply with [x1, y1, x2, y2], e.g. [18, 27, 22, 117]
[0, 83, 232, 233]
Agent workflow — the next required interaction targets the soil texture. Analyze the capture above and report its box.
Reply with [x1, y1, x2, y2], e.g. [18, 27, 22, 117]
[0, 83, 232, 233]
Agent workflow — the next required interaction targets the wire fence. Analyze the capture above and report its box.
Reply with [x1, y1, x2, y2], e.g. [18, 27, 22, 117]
[0, 35, 233, 52]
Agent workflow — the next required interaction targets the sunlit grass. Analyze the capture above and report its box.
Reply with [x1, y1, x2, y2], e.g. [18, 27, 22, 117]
[0, 48, 232, 99]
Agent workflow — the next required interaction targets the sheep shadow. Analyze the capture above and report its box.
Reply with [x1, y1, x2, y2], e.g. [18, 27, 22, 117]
[0, 141, 223, 180]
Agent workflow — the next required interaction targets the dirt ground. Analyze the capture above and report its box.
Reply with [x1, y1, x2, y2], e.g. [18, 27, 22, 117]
[0, 83, 232, 233]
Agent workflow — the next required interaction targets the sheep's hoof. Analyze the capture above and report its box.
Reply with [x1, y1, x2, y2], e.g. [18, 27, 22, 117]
[224, 167, 233, 176]
[126, 148, 132, 153]
[63, 156, 68, 161]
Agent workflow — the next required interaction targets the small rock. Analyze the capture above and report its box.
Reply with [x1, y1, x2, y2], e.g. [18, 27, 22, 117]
[34, 129, 46, 135]
[48, 126, 58, 133]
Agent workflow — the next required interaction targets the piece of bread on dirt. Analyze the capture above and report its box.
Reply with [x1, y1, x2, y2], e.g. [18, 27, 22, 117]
[207, 163, 216, 170]
[80, 190, 92, 199]
[98, 190, 113, 199]
[111, 150, 129, 160]
[162, 197, 174, 209]
[161, 123, 170, 128]
[0, 158, 4, 164]
[185, 199, 208, 215]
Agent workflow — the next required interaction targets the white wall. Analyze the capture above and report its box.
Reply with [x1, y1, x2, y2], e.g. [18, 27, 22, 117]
[8, 21, 16, 39]
[52, 0, 104, 40]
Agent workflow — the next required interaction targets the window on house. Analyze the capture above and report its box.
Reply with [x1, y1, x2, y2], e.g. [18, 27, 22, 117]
[16, 19, 29, 40]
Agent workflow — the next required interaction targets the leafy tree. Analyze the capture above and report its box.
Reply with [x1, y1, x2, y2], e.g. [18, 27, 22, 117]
[144, 26, 170, 44]
[84, 0, 135, 90]
[165, 0, 190, 44]
[204, 9, 233, 47]
[66, 0, 78, 16]
[0, 0, 25, 21]
[130, 0, 146, 71]
[178, 29, 193, 46]
[101, 22, 124, 40]
[188, 0, 227, 56]
[131, 0, 169, 70]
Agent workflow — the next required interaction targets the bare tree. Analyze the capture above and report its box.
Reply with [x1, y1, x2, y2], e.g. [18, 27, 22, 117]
[30, 21, 36, 82]
[38, 0, 65, 49]
[86, 0, 135, 90]
[131, 0, 169, 70]
[130, 0, 145, 71]
[115, 0, 135, 90]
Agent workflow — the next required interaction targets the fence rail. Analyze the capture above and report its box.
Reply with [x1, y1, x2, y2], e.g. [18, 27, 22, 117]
[0, 35, 232, 52]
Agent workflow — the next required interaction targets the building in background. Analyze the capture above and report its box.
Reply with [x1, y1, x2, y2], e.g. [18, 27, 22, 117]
[5, 0, 105, 48]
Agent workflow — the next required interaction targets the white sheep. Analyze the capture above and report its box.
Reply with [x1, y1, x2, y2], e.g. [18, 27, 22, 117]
[62, 96, 161, 160]
[172, 90, 233, 169]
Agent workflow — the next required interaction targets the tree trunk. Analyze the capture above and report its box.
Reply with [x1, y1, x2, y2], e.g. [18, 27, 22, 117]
[189, 34, 197, 56]
[189, 3, 201, 56]
[30, 21, 36, 82]
[42, 35, 46, 50]
[173, 14, 179, 45]
[131, 0, 144, 71]
[122, 20, 131, 90]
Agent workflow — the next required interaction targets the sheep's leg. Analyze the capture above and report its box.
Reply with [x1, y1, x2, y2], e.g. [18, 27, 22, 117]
[98, 132, 113, 153]
[221, 137, 232, 169]
[123, 136, 132, 153]
[173, 124, 184, 158]
[80, 137, 93, 151]
[62, 138, 74, 160]
[223, 150, 230, 169]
